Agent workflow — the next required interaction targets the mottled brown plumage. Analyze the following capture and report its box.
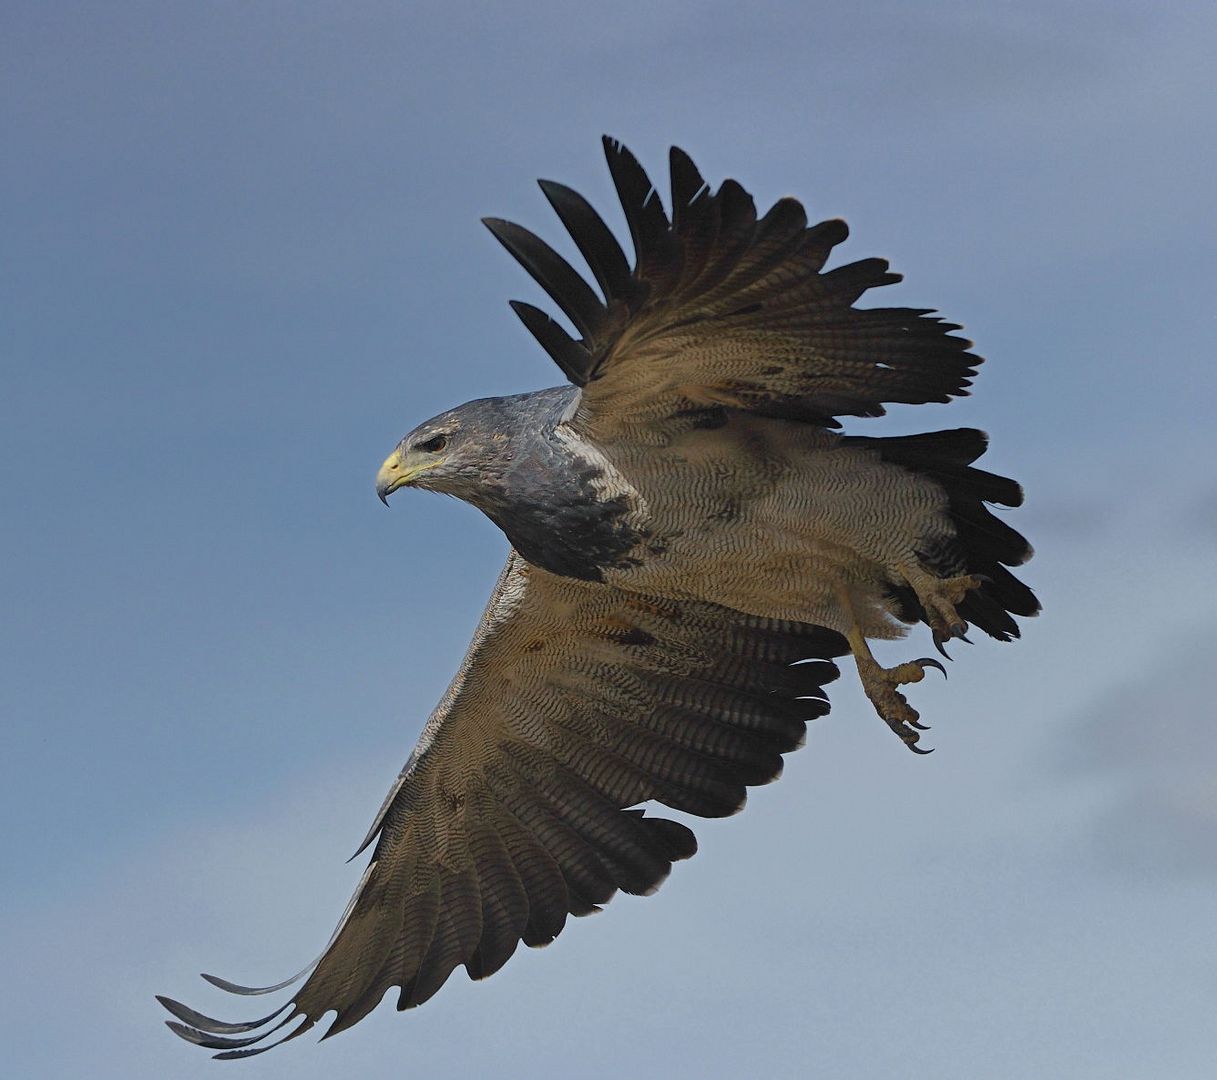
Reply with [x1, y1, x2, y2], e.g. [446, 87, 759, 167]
[161, 139, 1036, 1055]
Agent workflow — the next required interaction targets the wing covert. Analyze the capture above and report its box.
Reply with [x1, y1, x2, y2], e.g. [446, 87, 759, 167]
[160, 553, 847, 1055]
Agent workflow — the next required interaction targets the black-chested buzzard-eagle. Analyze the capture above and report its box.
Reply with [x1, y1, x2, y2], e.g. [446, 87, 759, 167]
[160, 138, 1037, 1056]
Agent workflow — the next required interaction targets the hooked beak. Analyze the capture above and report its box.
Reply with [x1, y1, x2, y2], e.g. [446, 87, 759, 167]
[376, 447, 441, 504]
[376, 448, 408, 505]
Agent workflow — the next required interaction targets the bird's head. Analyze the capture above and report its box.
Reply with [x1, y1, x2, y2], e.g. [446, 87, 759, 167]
[376, 397, 517, 505]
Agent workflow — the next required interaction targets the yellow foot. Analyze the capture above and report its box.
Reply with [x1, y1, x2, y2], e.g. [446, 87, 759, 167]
[836, 581, 950, 753]
[855, 653, 947, 754]
[913, 573, 985, 654]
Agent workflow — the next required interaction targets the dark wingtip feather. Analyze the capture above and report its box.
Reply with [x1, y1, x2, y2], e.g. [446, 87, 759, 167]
[164, 1007, 304, 1052]
[643, 816, 699, 861]
[822, 217, 849, 242]
[602, 136, 673, 273]
[669, 145, 709, 224]
[508, 300, 593, 385]
[165, 1019, 215, 1048]
[211, 1016, 317, 1060]
[157, 995, 291, 1036]
[483, 217, 606, 339]
[200, 970, 302, 996]
[537, 178, 634, 302]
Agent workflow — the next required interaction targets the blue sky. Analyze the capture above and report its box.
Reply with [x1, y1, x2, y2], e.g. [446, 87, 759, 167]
[3, 2, 1216, 1076]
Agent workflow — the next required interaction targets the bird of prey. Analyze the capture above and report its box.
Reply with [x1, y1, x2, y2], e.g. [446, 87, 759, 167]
[160, 139, 1037, 1056]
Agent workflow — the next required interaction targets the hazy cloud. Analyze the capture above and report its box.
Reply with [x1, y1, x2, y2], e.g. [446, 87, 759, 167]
[1055, 628, 1217, 877]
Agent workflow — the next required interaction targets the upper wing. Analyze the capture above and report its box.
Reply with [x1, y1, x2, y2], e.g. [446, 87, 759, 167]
[160, 553, 846, 1056]
[484, 137, 979, 437]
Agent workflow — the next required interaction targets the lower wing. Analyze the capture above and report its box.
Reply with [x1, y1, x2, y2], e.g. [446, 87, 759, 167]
[159, 552, 847, 1056]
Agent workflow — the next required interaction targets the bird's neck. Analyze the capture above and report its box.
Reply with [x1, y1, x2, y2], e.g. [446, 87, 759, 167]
[471, 424, 650, 582]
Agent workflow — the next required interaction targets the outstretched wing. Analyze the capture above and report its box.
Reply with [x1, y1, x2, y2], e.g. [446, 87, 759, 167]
[160, 553, 846, 1056]
[485, 137, 979, 437]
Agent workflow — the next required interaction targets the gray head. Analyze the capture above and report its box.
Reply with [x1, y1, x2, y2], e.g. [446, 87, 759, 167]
[375, 396, 515, 505]
[375, 387, 576, 506]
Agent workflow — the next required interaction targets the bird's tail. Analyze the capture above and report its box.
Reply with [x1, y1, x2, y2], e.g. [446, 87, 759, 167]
[843, 428, 1040, 640]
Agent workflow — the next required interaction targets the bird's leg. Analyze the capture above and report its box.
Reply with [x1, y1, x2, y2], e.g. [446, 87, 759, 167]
[835, 584, 944, 754]
[905, 570, 985, 652]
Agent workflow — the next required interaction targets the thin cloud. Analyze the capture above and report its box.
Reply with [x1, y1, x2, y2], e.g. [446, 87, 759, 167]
[1055, 628, 1217, 877]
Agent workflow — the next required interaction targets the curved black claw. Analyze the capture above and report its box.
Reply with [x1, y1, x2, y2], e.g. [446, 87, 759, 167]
[915, 657, 948, 679]
[933, 635, 952, 660]
[894, 723, 934, 754]
[949, 623, 972, 644]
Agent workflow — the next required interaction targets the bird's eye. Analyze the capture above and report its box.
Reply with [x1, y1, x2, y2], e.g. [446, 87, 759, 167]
[416, 434, 448, 454]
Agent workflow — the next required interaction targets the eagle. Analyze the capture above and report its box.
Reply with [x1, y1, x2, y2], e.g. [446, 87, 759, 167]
[160, 139, 1037, 1056]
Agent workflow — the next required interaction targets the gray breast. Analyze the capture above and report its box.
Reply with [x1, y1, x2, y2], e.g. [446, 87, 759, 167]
[476, 389, 651, 582]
